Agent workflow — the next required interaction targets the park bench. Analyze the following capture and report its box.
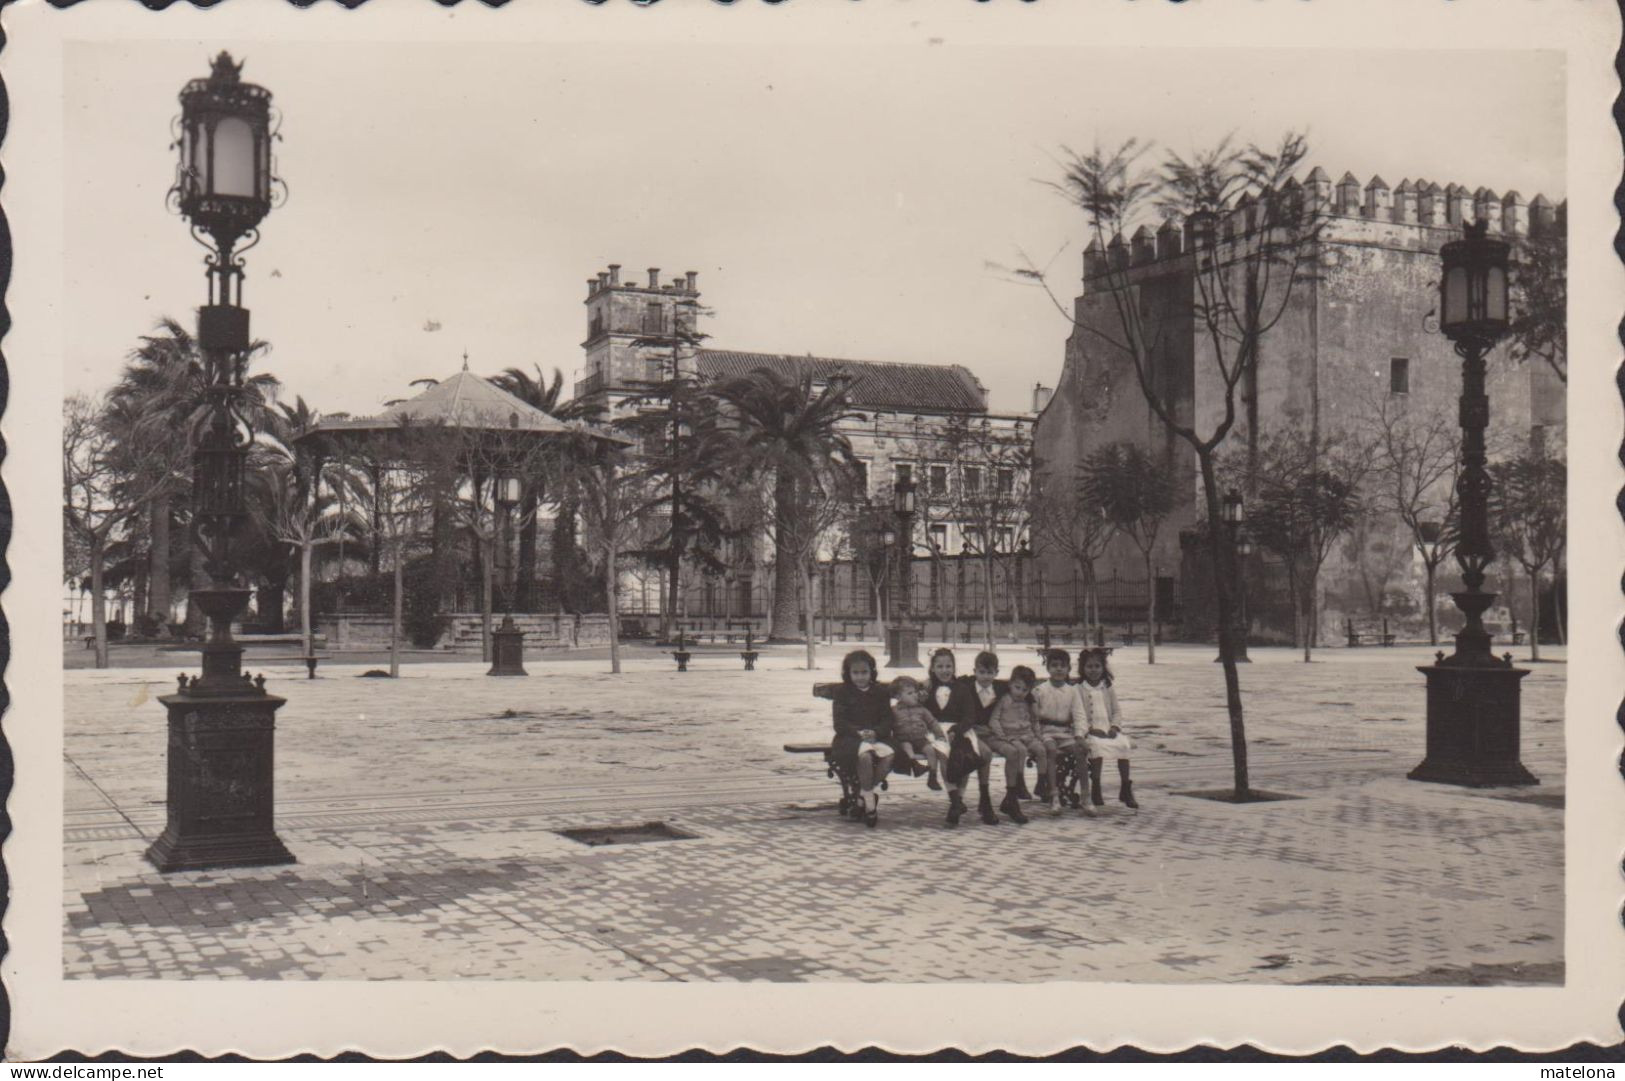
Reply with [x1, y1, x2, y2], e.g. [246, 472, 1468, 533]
[1344, 617, 1396, 647]
[791, 680, 1092, 817]
[838, 620, 867, 641]
[239, 634, 330, 678]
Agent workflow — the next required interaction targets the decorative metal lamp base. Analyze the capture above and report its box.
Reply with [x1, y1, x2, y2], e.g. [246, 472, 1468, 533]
[145, 683, 295, 873]
[884, 624, 921, 669]
[488, 616, 528, 677]
[1410, 659, 1537, 788]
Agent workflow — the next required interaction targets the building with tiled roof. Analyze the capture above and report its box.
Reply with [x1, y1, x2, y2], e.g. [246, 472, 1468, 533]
[574, 264, 1042, 629]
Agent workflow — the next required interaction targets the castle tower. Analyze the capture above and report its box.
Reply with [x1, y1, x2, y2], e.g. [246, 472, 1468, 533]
[579, 264, 701, 401]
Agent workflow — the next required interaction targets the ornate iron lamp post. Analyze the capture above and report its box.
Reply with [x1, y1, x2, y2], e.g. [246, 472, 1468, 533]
[146, 52, 295, 872]
[883, 479, 921, 667]
[1410, 221, 1536, 787]
[1215, 490, 1251, 663]
[489, 473, 528, 677]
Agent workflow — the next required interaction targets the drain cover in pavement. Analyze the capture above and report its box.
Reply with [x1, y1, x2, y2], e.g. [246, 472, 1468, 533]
[556, 822, 698, 847]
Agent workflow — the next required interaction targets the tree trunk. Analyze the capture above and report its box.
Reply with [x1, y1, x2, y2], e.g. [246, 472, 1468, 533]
[517, 488, 539, 611]
[1423, 555, 1438, 646]
[801, 565, 817, 670]
[1303, 579, 1314, 663]
[1528, 565, 1541, 662]
[606, 546, 623, 675]
[300, 542, 313, 658]
[90, 535, 109, 670]
[768, 477, 801, 641]
[1553, 551, 1567, 646]
[1199, 452, 1250, 800]
[148, 492, 171, 628]
[481, 532, 494, 663]
[1144, 546, 1157, 665]
[390, 541, 402, 679]
[981, 552, 995, 650]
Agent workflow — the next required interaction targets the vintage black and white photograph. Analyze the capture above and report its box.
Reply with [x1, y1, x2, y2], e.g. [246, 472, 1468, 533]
[7, 0, 1621, 1059]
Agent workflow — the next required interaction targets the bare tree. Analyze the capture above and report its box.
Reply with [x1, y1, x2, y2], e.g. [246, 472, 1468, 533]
[1038, 133, 1326, 798]
[1028, 465, 1117, 639]
[1238, 428, 1368, 661]
[63, 394, 172, 668]
[1080, 441, 1177, 663]
[1366, 394, 1460, 645]
[1489, 448, 1565, 661]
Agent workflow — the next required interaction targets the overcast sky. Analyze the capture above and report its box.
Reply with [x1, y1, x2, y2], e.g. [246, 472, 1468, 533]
[62, 41, 1564, 416]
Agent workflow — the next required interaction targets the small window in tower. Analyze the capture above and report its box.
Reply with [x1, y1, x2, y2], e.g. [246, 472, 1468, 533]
[1390, 357, 1410, 395]
[643, 303, 664, 335]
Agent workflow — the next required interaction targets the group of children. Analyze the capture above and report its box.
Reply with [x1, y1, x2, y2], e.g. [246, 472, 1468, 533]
[828, 645, 1137, 829]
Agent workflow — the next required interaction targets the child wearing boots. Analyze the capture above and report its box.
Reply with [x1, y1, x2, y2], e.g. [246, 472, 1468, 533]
[1078, 648, 1139, 810]
[1030, 648, 1091, 816]
[830, 649, 896, 828]
[986, 665, 1047, 825]
[943, 650, 1006, 827]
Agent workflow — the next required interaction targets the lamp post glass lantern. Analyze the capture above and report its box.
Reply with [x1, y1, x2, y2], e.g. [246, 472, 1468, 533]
[884, 479, 921, 667]
[1214, 491, 1250, 663]
[488, 472, 529, 676]
[145, 52, 295, 873]
[1410, 220, 1535, 788]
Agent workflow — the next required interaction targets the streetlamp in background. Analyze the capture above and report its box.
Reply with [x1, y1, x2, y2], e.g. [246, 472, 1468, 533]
[1216, 490, 1251, 664]
[1418, 519, 1444, 647]
[1410, 221, 1536, 787]
[489, 473, 528, 677]
[884, 479, 921, 668]
[146, 52, 295, 872]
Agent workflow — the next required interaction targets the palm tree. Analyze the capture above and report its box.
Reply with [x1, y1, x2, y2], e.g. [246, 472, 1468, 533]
[710, 369, 861, 642]
[110, 318, 279, 635]
[489, 365, 603, 611]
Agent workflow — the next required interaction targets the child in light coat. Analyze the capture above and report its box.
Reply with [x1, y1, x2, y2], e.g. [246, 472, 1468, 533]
[1078, 649, 1138, 809]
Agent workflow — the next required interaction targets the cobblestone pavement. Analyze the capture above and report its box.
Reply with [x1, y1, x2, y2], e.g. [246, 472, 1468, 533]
[62, 643, 1565, 983]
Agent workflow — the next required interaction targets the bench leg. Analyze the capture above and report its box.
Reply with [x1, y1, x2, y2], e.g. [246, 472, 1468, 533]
[826, 753, 860, 817]
[1056, 750, 1083, 808]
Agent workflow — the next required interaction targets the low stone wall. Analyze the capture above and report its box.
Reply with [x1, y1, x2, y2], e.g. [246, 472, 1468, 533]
[317, 612, 614, 653]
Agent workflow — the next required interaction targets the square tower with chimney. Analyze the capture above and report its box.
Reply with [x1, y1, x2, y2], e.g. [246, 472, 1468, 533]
[578, 265, 702, 405]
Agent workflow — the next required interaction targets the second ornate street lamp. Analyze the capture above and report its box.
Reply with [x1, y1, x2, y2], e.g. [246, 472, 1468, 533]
[1215, 490, 1251, 664]
[1409, 220, 1536, 787]
[146, 52, 294, 872]
[884, 479, 921, 668]
[488, 473, 528, 677]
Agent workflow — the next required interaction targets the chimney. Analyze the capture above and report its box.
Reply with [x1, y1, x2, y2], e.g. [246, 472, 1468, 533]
[1032, 383, 1054, 414]
[648, 267, 661, 289]
[597, 271, 609, 289]
[685, 270, 698, 292]
[587, 278, 599, 297]
[607, 264, 621, 287]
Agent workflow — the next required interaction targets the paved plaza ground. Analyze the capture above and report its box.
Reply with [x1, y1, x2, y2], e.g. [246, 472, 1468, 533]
[61, 640, 1566, 984]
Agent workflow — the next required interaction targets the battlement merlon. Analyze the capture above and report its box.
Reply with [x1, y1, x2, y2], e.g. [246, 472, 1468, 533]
[1079, 170, 1563, 283]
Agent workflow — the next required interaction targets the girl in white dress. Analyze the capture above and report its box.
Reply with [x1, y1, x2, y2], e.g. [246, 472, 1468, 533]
[1078, 649, 1139, 809]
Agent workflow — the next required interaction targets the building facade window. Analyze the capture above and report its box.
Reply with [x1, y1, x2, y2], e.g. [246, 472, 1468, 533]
[853, 460, 869, 493]
[995, 526, 1015, 552]
[1390, 357, 1409, 395]
[928, 522, 948, 554]
[928, 464, 949, 497]
[963, 465, 982, 496]
[895, 462, 913, 488]
[996, 467, 1015, 496]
